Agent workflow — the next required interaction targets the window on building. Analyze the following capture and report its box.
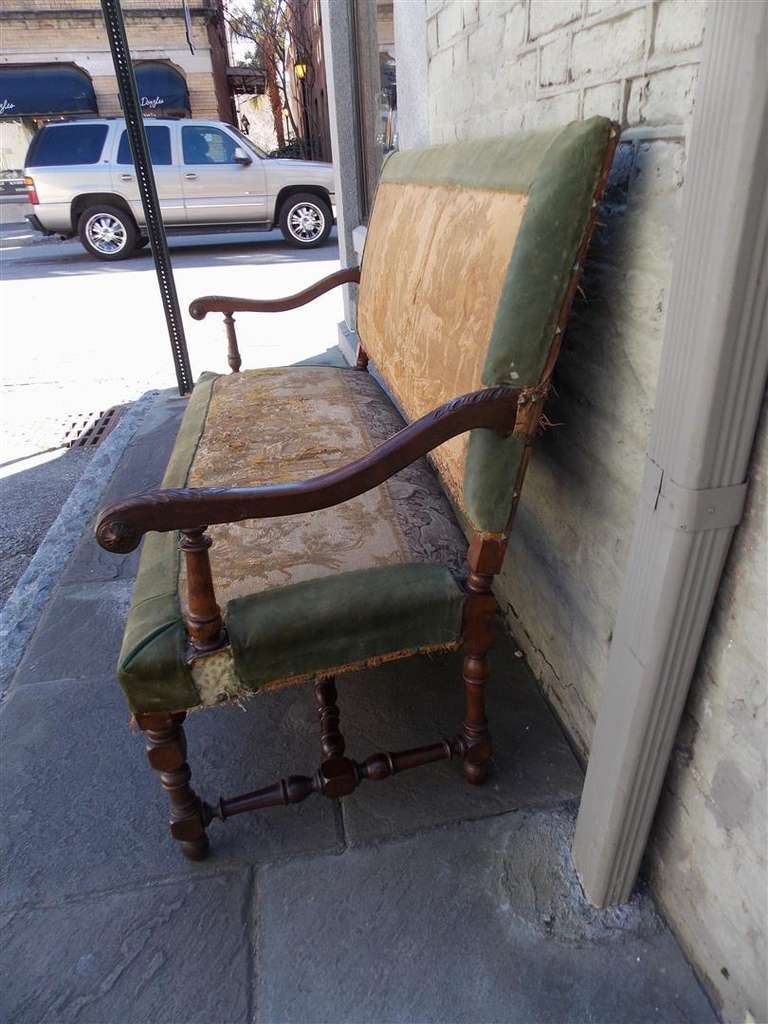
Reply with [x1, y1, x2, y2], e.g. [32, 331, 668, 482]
[182, 125, 238, 164]
[116, 125, 172, 165]
[354, 0, 397, 219]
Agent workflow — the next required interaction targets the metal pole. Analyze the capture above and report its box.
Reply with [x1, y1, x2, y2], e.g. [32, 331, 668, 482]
[100, 0, 194, 396]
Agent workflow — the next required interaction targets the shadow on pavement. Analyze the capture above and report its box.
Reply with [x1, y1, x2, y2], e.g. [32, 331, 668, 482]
[0, 447, 93, 609]
[2, 230, 340, 282]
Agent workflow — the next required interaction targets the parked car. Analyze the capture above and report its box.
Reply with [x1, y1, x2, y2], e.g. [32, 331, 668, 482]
[23, 118, 336, 260]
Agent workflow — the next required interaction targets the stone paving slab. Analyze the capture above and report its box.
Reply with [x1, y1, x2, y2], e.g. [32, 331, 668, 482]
[0, 390, 163, 688]
[0, 448, 93, 608]
[0, 870, 251, 1024]
[61, 392, 187, 586]
[0, 677, 340, 907]
[255, 807, 717, 1024]
[13, 580, 133, 685]
[338, 638, 583, 844]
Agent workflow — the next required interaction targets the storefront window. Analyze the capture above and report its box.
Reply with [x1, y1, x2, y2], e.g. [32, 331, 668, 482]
[378, 51, 397, 155]
[354, 0, 397, 220]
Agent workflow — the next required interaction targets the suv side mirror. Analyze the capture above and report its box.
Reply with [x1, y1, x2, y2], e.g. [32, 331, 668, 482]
[233, 146, 252, 166]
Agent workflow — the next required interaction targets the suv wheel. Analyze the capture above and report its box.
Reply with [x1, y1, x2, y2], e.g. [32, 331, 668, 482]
[78, 205, 138, 260]
[279, 193, 332, 248]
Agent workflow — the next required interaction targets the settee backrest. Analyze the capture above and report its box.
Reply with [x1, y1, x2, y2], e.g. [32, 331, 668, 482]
[357, 117, 616, 536]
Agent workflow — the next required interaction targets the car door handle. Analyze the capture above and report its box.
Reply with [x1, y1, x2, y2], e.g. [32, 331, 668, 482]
[184, 172, 198, 180]
[119, 173, 133, 181]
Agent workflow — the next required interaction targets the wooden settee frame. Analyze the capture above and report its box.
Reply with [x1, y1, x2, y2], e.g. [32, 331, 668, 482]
[96, 122, 617, 860]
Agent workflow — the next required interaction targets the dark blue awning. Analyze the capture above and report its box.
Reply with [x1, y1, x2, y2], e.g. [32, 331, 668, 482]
[0, 64, 97, 118]
[134, 62, 190, 117]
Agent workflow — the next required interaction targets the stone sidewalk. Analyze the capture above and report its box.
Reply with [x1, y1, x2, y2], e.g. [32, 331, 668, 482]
[0, 388, 717, 1024]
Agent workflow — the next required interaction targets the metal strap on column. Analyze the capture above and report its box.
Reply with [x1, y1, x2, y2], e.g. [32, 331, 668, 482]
[100, 0, 193, 396]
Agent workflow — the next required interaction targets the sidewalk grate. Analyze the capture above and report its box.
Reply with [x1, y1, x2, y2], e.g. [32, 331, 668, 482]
[62, 406, 124, 449]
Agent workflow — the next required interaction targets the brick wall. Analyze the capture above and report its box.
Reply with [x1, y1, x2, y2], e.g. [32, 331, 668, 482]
[423, 3, 766, 1021]
[427, 0, 703, 768]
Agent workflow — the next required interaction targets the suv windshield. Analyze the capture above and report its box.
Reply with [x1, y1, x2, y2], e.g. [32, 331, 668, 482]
[26, 124, 108, 167]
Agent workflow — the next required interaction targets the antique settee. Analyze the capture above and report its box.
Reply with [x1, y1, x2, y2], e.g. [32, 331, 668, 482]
[96, 117, 617, 860]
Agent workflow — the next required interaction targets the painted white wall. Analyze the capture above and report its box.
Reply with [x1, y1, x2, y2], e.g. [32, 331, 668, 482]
[393, 0, 430, 150]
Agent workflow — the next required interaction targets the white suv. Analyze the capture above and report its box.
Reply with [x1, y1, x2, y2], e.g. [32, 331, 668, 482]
[24, 118, 336, 260]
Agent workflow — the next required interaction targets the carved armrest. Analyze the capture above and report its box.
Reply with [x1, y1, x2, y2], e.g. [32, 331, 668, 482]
[96, 385, 526, 554]
[188, 267, 361, 373]
[189, 266, 360, 320]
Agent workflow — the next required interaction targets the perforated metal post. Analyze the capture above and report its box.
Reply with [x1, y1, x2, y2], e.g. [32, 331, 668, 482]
[100, 0, 193, 395]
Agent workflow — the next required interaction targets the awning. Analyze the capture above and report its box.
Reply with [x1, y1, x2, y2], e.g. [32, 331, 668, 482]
[226, 67, 266, 96]
[134, 62, 190, 116]
[0, 64, 97, 118]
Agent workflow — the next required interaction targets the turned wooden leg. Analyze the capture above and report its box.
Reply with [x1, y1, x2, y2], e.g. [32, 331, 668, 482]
[461, 646, 493, 785]
[224, 313, 242, 372]
[461, 537, 504, 785]
[314, 675, 345, 757]
[137, 711, 210, 860]
[355, 344, 369, 370]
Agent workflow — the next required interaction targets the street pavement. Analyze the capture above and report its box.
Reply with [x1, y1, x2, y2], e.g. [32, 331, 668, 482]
[0, 225, 343, 604]
[0, 225, 343, 460]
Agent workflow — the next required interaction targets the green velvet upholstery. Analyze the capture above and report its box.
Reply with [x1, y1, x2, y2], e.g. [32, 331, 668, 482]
[116, 370, 466, 715]
[468, 118, 613, 531]
[365, 116, 615, 533]
[227, 563, 464, 691]
[116, 372, 217, 713]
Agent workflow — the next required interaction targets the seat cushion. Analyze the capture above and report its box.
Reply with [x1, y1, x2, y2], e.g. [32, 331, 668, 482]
[117, 366, 468, 714]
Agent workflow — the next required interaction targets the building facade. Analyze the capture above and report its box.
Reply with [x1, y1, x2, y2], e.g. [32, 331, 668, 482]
[285, 0, 332, 162]
[0, 0, 235, 187]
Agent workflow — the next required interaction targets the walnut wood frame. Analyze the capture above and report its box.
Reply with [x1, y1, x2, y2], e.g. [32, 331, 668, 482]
[99, 366, 510, 856]
[188, 267, 362, 375]
[98, 133, 616, 859]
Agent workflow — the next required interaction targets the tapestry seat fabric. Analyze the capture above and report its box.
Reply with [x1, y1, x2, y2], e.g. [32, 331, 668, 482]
[118, 366, 468, 714]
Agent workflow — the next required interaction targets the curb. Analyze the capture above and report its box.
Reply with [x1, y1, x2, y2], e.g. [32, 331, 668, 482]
[0, 390, 160, 691]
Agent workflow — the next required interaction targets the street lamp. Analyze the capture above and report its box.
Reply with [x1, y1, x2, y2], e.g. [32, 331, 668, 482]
[294, 59, 310, 158]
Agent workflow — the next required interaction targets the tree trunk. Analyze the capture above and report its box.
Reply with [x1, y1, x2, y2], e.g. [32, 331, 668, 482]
[265, 41, 284, 149]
